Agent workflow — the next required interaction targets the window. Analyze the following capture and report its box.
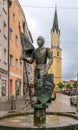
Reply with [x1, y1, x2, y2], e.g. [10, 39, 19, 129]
[1, 80, 6, 96]
[15, 35, 18, 46]
[10, 54, 13, 66]
[3, 21, 7, 39]
[57, 51, 59, 56]
[15, 59, 18, 69]
[20, 62, 22, 71]
[9, 28, 13, 40]
[4, 48, 7, 63]
[13, 13, 16, 22]
[15, 80, 21, 96]
[3, 0, 7, 14]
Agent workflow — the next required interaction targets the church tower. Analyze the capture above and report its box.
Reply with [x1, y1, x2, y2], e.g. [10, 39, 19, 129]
[48, 7, 62, 87]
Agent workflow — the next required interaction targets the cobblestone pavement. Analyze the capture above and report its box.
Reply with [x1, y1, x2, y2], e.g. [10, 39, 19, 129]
[0, 93, 77, 116]
[47, 93, 76, 113]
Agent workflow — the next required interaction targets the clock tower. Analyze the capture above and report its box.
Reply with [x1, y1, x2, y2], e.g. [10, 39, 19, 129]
[48, 7, 62, 87]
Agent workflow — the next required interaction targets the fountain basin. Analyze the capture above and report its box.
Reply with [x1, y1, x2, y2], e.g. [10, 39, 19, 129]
[0, 112, 78, 130]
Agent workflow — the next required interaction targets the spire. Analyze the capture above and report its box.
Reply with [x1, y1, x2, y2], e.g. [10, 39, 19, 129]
[52, 5, 59, 33]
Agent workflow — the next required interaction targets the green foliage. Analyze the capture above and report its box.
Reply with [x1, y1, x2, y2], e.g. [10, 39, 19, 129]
[66, 84, 71, 89]
[73, 81, 77, 88]
[57, 82, 64, 89]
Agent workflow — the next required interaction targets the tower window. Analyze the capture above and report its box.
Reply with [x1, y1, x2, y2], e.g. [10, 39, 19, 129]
[57, 51, 59, 56]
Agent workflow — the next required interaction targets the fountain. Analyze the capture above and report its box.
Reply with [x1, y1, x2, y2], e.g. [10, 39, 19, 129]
[0, 33, 78, 130]
[0, 111, 78, 129]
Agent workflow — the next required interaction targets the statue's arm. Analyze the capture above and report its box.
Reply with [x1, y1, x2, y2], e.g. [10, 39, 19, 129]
[21, 51, 35, 64]
[46, 48, 53, 72]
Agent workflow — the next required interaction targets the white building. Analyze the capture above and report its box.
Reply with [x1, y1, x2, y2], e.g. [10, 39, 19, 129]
[0, 0, 8, 98]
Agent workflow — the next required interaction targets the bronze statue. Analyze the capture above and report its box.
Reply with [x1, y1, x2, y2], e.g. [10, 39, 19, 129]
[20, 35, 54, 106]
[19, 22, 54, 126]
[21, 36, 52, 77]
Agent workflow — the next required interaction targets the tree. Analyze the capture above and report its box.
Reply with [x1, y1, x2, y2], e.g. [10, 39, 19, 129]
[72, 81, 78, 90]
[73, 81, 77, 88]
[57, 82, 64, 91]
[66, 84, 71, 89]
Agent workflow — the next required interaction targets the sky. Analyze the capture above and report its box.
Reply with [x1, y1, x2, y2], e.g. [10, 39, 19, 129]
[19, 0, 78, 81]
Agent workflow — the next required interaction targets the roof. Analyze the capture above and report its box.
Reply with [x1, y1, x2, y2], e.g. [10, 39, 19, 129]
[51, 7, 59, 33]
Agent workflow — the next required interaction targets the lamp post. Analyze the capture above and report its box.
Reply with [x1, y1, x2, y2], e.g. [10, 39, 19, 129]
[7, 0, 12, 100]
[76, 74, 78, 114]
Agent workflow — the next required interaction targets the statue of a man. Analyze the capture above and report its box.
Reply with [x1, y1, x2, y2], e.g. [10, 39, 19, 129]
[21, 36, 53, 105]
[21, 36, 53, 78]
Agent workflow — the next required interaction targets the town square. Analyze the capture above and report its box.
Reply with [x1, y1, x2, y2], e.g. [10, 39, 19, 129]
[0, 0, 78, 129]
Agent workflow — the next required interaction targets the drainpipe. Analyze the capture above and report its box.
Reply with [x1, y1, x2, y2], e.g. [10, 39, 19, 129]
[7, 0, 12, 100]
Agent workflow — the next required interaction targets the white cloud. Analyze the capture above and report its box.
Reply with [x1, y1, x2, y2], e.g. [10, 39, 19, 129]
[26, 15, 38, 32]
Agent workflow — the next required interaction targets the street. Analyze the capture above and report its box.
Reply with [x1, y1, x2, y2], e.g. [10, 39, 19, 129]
[0, 93, 76, 113]
[47, 93, 76, 113]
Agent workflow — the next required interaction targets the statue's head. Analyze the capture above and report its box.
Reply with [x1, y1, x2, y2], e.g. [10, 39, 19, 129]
[37, 36, 45, 47]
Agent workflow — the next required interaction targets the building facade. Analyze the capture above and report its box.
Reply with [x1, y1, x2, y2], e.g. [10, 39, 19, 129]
[0, 0, 9, 98]
[9, 0, 33, 97]
[48, 7, 62, 87]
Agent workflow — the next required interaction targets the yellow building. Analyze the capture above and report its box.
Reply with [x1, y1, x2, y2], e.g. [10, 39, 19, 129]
[48, 7, 62, 87]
